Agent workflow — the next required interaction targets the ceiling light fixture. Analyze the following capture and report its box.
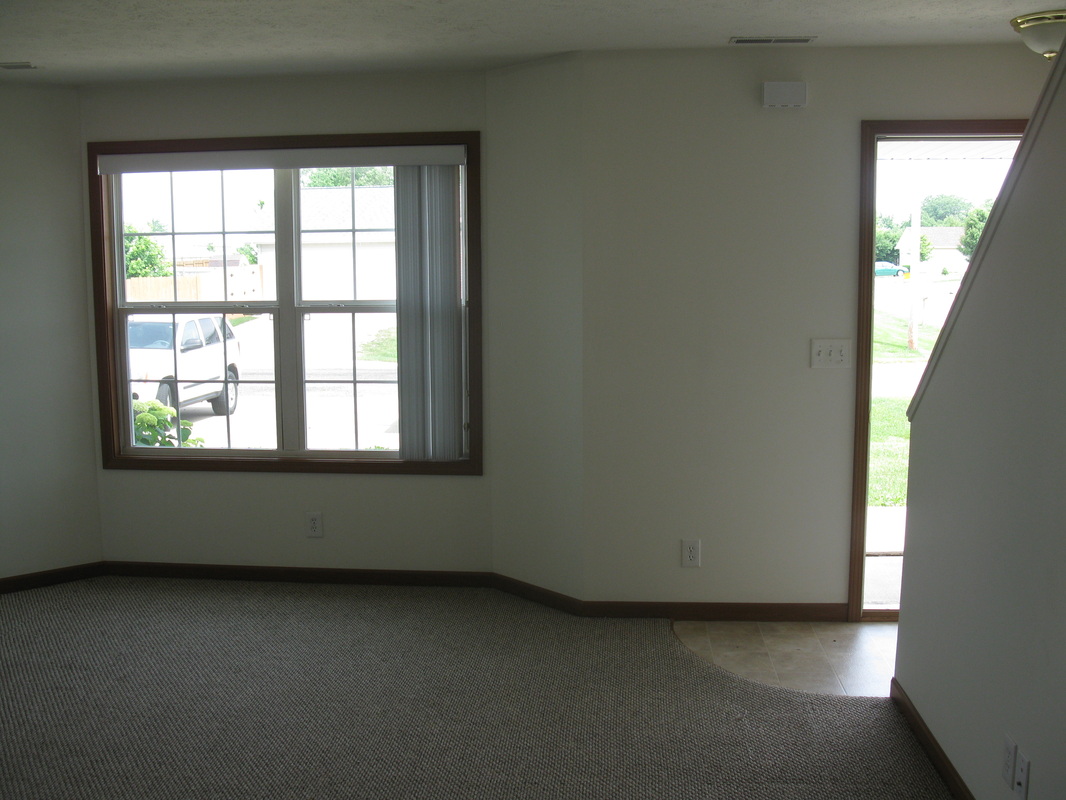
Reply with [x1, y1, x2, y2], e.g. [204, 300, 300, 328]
[1010, 11, 1066, 59]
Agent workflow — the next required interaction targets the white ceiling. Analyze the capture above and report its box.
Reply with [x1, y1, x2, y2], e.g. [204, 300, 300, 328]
[0, 0, 1046, 84]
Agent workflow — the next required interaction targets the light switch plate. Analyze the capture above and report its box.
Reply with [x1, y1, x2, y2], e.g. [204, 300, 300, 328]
[811, 338, 853, 369]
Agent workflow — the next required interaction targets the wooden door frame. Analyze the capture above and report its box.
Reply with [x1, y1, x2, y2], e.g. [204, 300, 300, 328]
[848, 119, 1028, 622]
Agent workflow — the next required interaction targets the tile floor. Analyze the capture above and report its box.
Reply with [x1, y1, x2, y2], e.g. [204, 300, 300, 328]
[672, 620, 898, 697]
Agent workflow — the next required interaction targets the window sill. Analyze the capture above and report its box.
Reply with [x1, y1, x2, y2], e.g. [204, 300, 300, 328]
[102, 451, 482, 476]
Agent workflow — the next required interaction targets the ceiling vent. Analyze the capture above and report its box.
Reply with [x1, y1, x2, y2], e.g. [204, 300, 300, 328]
[730, 36, 817, 45]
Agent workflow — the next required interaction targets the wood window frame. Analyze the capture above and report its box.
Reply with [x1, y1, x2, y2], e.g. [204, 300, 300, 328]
[87, 131, 483, 476]
[849, 119, 1028, 621]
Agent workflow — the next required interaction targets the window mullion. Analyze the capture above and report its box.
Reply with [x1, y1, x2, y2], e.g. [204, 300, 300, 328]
[274, 168, 304, 452]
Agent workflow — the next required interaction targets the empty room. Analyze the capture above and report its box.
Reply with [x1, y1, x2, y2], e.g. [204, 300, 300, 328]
[1, 2, 1063, 798]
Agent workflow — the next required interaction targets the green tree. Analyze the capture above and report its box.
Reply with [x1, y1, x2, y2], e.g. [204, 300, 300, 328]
[919, 234, 932, 262]
[123, 220, 171, 278]
[301, 167, 394, 188]
[237, 244, 259, 264]
[921, 194, 973, 227]
[958, 203, 993, 260]
[359, 327, 397, 362]
[875, 215, 907, 263]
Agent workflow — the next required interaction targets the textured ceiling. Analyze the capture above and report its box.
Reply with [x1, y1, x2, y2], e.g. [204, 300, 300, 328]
[0, 0, 1045, 84]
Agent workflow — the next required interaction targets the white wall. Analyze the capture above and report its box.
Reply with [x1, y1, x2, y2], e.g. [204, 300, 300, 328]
[484, 55, 588, 597]
[896, 55, 1066, 799]
[0, 87, 102, 577]
[0, 45, 1049, 602]
[80, 72, 494, 571]
[560, 46, 1044, 601]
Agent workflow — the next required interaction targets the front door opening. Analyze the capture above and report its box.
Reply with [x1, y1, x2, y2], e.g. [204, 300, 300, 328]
[850, 121, 1025, 621]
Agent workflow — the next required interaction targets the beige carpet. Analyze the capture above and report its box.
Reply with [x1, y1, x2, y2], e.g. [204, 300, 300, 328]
[1, 577, 950, 799]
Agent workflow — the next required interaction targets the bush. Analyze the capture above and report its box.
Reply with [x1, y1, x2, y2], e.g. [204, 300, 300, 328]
[132, 399, 204, 447]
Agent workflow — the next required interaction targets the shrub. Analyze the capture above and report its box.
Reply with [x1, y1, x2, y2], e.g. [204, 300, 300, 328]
[132, 399, 204, 447]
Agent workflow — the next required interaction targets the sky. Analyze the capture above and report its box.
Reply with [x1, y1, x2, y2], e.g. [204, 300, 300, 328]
[875, 139, 1020, 224]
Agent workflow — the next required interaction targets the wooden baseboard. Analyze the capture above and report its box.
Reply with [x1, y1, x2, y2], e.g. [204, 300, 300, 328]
[592, 600, 848, 621]
[3, 561, 846, 622]
[486, 573, 586, 615]
[102, 560, 494, 588]
[891, 678, 974, 800]
[861, 608, 900, 622]
[0, 562, 106, 594]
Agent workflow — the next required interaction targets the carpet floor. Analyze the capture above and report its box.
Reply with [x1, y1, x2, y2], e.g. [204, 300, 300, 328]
[1, 577, 951, 799]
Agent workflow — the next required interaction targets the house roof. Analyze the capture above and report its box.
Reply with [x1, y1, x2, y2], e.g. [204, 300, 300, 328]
[922, 227, 964, 248]
[0, 0, 1044, 85]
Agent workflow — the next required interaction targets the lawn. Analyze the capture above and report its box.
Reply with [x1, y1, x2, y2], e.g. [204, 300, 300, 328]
[872, 309, 941, 360]
[867, 396, 911, 507]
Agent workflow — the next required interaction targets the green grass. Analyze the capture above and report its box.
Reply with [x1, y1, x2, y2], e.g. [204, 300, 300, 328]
[867, 396, 911, 507]
[872, 309, 940, 361]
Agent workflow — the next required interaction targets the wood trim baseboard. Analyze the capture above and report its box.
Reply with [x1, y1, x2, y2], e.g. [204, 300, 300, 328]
[579, 599, 848, 621]
[3, 561, 847, 622]
[0, 562, 107, 594]
[861, 609, 899, 622]
[890, 677, 975, 800]
[102, 561, 495, 589]
[486, 573, 586, 615]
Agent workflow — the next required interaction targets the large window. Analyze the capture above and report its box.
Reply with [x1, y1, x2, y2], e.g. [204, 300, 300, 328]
[88, 133, 481, 474]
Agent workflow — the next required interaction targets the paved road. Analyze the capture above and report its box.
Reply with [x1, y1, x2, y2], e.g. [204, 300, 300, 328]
[871, 361, 927, 399]
[177, 315, 399, 450]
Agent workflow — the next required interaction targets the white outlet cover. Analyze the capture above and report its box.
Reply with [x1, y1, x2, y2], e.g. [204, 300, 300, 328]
[1014, 750, 1030, 799]
[1002, 735, 1017, 785]
[681, 539, 701, 567]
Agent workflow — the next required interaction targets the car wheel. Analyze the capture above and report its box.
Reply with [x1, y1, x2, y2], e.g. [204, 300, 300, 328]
[896, 269, 906, 277]
[211, 369, 238, 416]
[156, 382, 176, 411]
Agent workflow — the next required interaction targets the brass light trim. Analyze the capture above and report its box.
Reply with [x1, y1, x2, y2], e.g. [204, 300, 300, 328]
[1010, 11, 1066, 59]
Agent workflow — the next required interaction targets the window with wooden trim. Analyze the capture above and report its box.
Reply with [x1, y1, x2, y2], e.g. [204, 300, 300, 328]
[88, 132, 481, 475]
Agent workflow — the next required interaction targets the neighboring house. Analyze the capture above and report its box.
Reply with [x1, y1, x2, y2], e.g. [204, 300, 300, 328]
[895, 225, 967, 276]
[920, 226, 968, 274]
[253, 186, 396, 302]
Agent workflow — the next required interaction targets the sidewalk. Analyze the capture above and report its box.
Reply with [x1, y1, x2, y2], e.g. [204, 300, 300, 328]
[866, 506, 906, 553]
[871, 360, 926, 399]
[864, 506, 905, 609]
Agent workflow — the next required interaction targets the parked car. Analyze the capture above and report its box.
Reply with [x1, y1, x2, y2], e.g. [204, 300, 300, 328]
[875, 261, 909, 277]
[127, 314, 240, 415]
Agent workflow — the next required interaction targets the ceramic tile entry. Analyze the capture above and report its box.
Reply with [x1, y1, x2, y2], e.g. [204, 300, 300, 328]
[673, 620, 897, 697]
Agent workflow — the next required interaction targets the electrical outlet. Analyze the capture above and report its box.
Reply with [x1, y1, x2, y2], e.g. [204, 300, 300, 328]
[681, 539, 701, 568]
[1002, 735, 1017, 786]
[1013, 749, 1030, 799]
[306, 511, 324, 538]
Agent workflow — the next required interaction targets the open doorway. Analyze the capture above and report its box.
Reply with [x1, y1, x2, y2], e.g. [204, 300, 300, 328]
[848, 120, 1026, 622]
